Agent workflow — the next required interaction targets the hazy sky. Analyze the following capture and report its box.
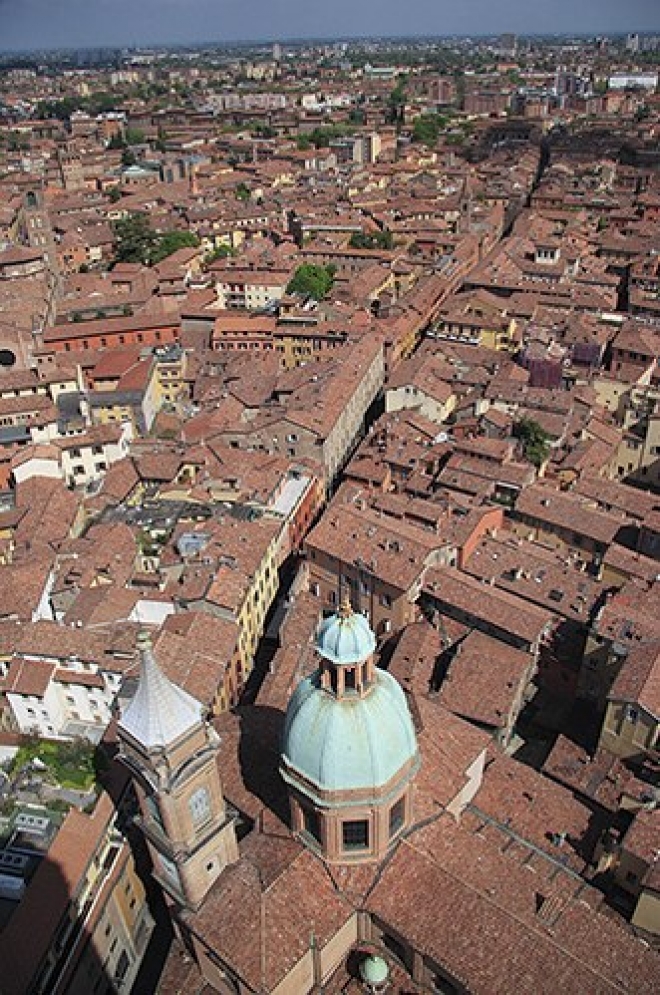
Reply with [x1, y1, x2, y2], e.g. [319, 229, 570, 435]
[1, 0, 659, 52]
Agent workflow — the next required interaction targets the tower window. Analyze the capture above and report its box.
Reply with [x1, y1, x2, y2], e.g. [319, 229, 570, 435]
[344, 668, 356, 692]
[189, 787, 211, 827]
[145, 793, 165, 831]
[303, 806, 321, 845]
[389, 797, 405, 838]
[342, 819, 369, 851]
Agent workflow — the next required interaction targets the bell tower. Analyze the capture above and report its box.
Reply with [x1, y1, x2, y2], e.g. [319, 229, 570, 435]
[117, 632, 238, 910]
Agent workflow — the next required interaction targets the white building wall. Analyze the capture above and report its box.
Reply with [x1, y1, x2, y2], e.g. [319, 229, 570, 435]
[12, 458, 62, 485]
[54, 681, 113, 725]
[7, 679, 66, 737]
[385, 385, 454, 424]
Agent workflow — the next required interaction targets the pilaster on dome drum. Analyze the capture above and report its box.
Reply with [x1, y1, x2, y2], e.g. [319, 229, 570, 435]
[118, 631, 203, 749]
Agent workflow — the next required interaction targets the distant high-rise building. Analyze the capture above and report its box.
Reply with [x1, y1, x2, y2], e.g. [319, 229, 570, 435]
[626, 33, 640, 53]
[498, 33, 517, 56]
[273, 41, 282, 62]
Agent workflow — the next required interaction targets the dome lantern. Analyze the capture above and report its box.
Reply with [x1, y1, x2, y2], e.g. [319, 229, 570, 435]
[316, 598, 377, 699]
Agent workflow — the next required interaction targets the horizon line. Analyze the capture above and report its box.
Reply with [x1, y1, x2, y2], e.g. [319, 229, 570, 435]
[2, 28, 660, 58]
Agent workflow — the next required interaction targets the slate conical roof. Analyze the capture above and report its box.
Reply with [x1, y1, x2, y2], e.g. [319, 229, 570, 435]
[118, 631, 203, 749]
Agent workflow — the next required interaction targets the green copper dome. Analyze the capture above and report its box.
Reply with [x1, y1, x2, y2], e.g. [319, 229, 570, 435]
[281, 667, 419, 800]
[360, 954, 389, 985]
[315, 600, 376, 666]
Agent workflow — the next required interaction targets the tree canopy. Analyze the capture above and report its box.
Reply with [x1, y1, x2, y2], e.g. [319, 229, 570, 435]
[113, 213, 154, 264]
[113, 213, 199, 265]
[515, 417, 551, 468]
[349, 230, 393, 250]
[412, 113, 449, 147]
[204, 243, 236, 264]
[36, 90, 118, 120]
[286, 264, 335, 300]
[121, 147, 138, 167]
[296, 124, 354, 150]
[150, 230, 199, 265]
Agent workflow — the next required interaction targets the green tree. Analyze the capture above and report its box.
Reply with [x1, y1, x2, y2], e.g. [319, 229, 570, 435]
[205, 244, 236, 263]
[298, 124, 355, 150]
[252, 123, 277, 139]
[287, 264, 335, 299]
[515, 417, 551, 468]
[155, 127, 169, 152]
[349, 230, 393, 250]
[124, 126, 145, 146]
[107, 186, 122, 203]
[86, 91, 118, 115]
[149, 230, 200, 264]
[121, 146, 137, 167]
[388, 78, 407, 126]
[412, 113, 448, 147]
[113, 212, 155, 264]
[107, 132, 127, 150]
[235, 182, 251, 202]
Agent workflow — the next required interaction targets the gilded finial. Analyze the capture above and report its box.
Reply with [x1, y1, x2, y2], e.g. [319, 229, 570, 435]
[339, 595, 353, 619]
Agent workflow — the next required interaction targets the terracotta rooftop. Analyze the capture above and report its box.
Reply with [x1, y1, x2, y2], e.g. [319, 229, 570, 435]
[424, 567, 553, 649]
[438, 629, 534, 730]
[609, 641, 660, 718]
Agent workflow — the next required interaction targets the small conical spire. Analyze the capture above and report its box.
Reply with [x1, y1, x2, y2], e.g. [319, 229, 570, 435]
[118, 631, 203, 749]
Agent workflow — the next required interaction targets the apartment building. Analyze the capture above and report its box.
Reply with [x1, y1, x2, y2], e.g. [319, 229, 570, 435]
[0, 789, 154, 995]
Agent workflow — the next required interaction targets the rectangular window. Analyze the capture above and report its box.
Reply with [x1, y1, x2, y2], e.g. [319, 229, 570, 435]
[303, 807, 321, 844]
[114, 950, 129, 982]
[389, 797, 405, 838]
[342, 819, 369, 851]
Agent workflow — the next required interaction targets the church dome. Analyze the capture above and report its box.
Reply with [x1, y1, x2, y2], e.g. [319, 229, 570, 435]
[315, 600, 376, 666]
[281, 666, 419, 798]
